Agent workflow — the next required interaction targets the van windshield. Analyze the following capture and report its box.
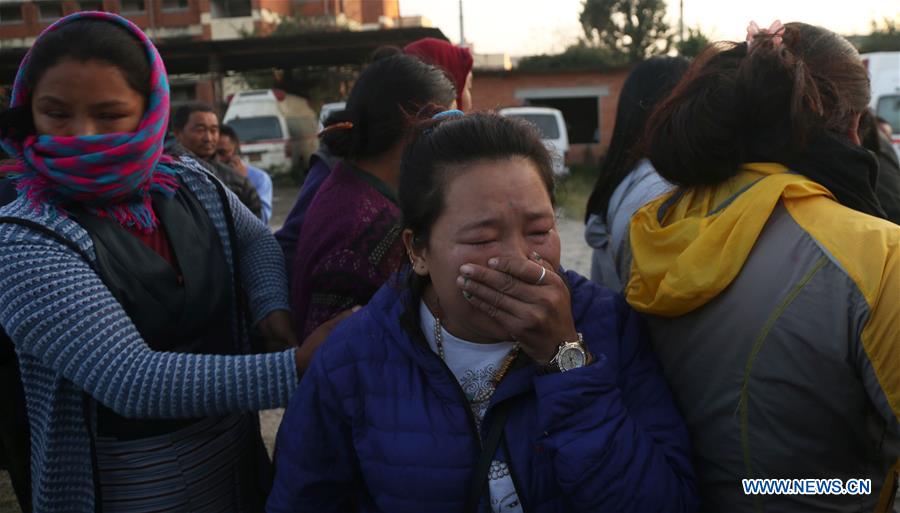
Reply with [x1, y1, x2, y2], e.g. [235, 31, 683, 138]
[509, 114, 560, 139]
[876, 95, 900, 134]
[227, 116, 284, 142]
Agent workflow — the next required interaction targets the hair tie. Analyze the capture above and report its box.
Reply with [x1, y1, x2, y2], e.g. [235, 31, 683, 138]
[317, 121, 354, 137]
[746, 20, 785, 51]
[432, 109, 464, 120]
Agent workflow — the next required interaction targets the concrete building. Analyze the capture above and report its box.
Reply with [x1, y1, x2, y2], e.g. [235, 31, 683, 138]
[472, 67, 630, 165]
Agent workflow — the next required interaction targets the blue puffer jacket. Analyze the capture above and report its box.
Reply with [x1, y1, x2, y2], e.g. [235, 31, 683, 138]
[268, 271, 698, 513]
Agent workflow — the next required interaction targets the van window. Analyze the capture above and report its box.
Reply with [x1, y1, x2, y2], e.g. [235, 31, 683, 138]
[510, 114, 560, 139]
[876, 95, 900, 134]
[228, 116, 284, 142]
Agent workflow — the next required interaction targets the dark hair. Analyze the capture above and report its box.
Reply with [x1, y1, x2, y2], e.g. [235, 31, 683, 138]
[370, 45, 403, 61]
[585, 56, 689, 222]
[397, 111, 556, 341]
[25, 19, 150, 99]
[172, 101, 215, 131]
[219, 123, 240, 147]
[0, 18, 151, 141]
[320, 54, 455, 160]
[645, 22, 870, 187]
[858, 109, 880, 154]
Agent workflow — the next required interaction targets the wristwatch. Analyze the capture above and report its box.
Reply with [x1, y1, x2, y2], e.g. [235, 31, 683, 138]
[544, 333, 590, 373]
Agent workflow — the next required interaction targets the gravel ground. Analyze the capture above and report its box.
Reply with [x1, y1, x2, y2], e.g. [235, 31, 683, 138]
[0, 184, 595, 506]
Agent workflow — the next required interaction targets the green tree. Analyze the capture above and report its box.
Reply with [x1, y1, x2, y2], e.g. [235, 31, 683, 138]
[518, 41, 626, 71]
[579, 0, 672, 63]
[237, 14, 357, 107]
[676, 26, 710, 58]
[262, 14, 351, 37]
[847, 17, 900, 53]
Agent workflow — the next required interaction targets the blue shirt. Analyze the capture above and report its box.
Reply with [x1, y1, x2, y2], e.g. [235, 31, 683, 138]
[246, 164, 273, 225]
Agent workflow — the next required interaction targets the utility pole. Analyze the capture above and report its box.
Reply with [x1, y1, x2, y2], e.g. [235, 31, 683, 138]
[679, 0, 684, 42]
[458, 0, 465, 46]
[148, 0, 158, 40]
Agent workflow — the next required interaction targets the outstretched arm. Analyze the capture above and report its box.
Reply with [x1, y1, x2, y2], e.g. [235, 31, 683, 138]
[0, 235, 299, 419]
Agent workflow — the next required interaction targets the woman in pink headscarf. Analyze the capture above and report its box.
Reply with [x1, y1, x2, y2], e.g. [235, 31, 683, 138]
[404, 37, 474, 111]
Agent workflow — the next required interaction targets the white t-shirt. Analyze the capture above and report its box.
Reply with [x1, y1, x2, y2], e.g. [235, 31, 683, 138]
[420, 302, 524, 513]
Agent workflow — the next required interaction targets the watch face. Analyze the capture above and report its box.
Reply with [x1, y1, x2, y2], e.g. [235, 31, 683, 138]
[559, 345, 586, 371]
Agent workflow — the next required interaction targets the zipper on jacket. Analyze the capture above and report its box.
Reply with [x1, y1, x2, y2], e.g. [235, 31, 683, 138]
[410, 311, 530, 511]
[423, 342, 497, 512]
[426, 344, 531, 513]
[502, 428, 531, 513]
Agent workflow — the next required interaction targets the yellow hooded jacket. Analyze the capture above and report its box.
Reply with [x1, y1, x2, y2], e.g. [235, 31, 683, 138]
[626, 163, 900, 513]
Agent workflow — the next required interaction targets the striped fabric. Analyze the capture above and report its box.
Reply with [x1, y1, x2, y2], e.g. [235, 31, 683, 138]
[0, 157, 297, 513]
[96, 414, 251, 513]
[0, 11, 179, 232]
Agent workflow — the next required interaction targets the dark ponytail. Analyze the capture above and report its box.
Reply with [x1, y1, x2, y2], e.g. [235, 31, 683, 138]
[319, 53, 455, 160]
[645, 23, 870, 187]
[585, 56, 689, 222]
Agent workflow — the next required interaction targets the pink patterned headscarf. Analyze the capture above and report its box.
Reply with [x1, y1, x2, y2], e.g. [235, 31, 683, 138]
[0, 11, 178, 232]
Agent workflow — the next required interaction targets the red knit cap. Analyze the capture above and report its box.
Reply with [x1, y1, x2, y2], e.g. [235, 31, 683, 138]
[403, 38, 474, 109]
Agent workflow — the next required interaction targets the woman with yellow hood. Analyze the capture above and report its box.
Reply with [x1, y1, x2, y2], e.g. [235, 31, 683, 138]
[626, 21, 900, 513]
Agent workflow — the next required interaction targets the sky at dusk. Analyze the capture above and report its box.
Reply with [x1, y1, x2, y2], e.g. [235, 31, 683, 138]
[399, 0, 899, 56]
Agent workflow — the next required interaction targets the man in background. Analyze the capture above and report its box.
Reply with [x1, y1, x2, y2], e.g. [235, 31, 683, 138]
[171, 102, 263, 219]
[217, 124, 273, 225]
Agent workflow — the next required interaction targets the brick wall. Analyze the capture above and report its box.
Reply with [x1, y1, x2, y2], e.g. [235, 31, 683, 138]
[361, 0, 398, 24]
[471, 68, 629, 165]
[0, 0, 203, 41]
[259, 0, 291, 17]
[297, 0, 339, 18]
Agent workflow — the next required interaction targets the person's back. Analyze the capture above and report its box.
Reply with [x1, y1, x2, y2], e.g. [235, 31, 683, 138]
[583, 57, 688, 290]
[626, 22, 900, 512]
[629, 165, 900, 512]
[287, 53, 455, 339]
[290, 161, 404, 338]
[275, 146, 338, 271]
[585, 158, 671, 289]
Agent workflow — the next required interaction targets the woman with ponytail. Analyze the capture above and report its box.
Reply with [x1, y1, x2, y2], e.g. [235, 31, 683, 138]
[626, 21, 900, 512]
[583, 56, 689, 290]
[0, 12, 333, 512]
[288, 53, 455, 339]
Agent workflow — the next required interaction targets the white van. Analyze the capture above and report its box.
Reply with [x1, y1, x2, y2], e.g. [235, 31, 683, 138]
[862, 52, 900, 151]
[223, 89, 319, 176]
[318, 101, 347, 132]
[499, 106, 570, 176]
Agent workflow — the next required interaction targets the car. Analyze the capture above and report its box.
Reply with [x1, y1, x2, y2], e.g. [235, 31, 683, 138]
[862, 52, 900, 154]
[498, 106, 570, 176]
[318, 101, 347, 132]
[223, 89, 319, 176]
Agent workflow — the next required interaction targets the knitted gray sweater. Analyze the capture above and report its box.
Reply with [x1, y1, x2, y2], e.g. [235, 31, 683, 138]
[0, 157, 297, 512]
